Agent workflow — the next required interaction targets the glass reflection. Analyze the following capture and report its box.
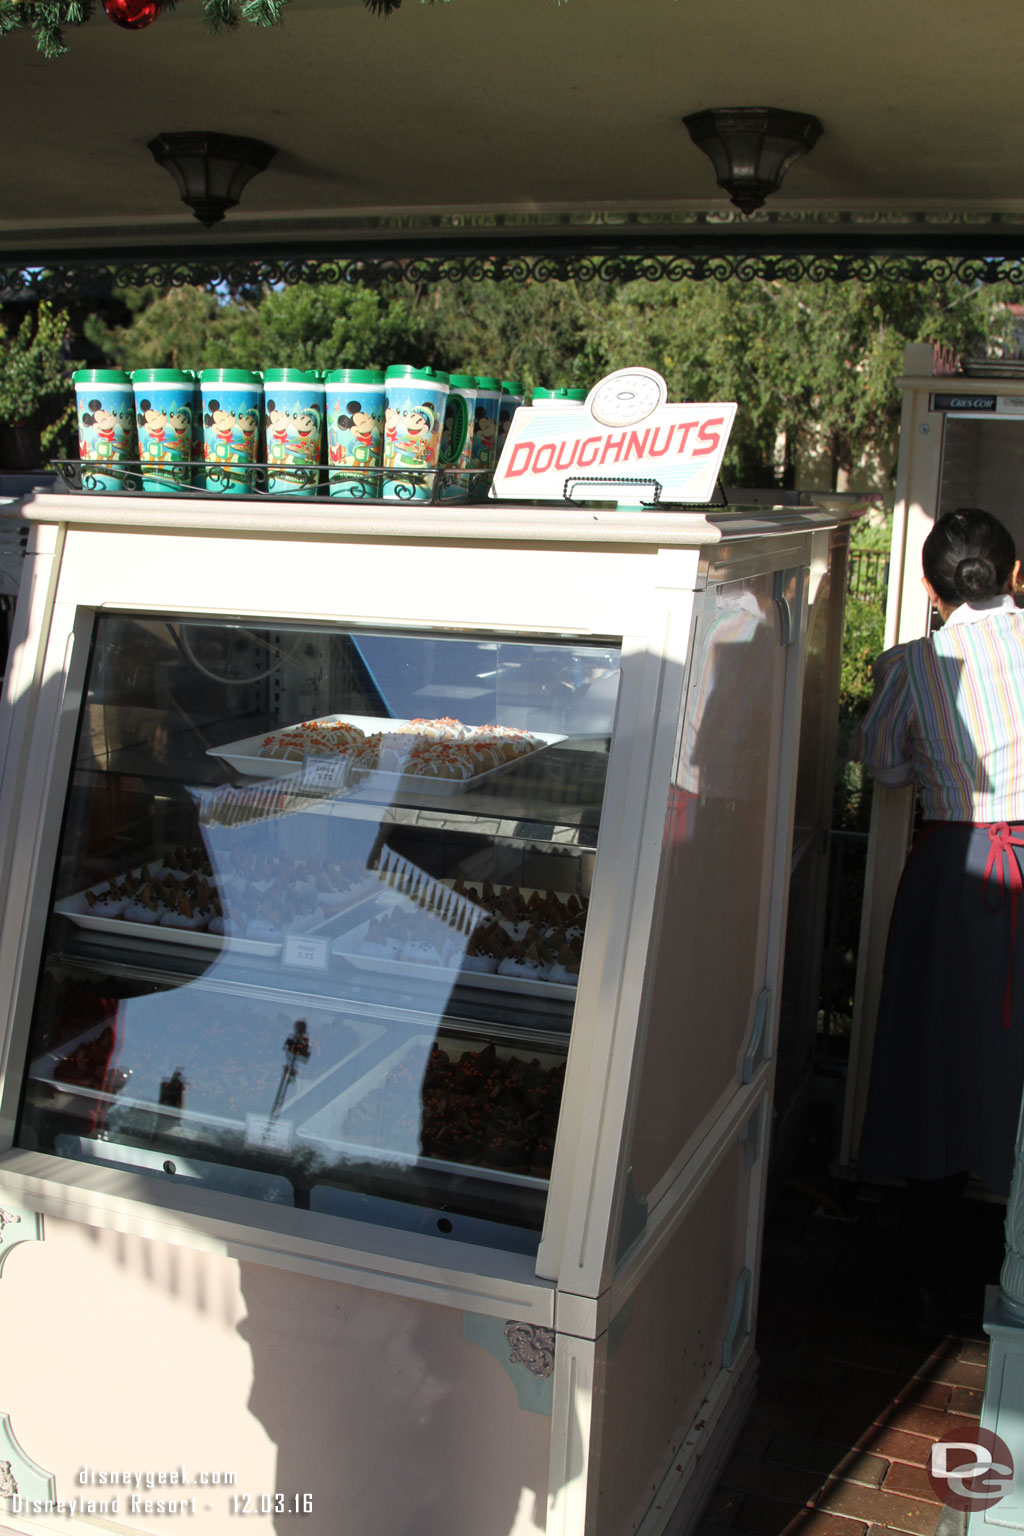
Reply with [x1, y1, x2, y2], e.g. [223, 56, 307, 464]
[19, 616, 619, 1243]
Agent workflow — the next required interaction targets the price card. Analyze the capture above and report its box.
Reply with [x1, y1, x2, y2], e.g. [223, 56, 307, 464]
[281, 933, 330, 973]
[302, 753, 350, 790]
[244, 1114, 294, 1152]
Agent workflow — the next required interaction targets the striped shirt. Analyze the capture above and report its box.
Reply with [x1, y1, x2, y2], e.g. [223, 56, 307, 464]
[852, 595, 1024, 821]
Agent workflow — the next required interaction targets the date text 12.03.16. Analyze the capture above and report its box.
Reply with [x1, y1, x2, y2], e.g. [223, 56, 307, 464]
[229, 1493, 313, 1516]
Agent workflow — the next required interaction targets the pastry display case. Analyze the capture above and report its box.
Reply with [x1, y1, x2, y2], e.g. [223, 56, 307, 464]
[0, 493, 835, 1536]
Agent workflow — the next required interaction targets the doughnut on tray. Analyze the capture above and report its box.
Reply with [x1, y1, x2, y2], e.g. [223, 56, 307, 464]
[54, 859, 380, 958]
[297, 1034, 561, 1189]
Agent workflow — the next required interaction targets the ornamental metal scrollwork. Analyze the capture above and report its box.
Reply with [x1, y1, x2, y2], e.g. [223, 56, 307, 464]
[7, 245, 1024, 294]
[504, 1322, 556, 1379]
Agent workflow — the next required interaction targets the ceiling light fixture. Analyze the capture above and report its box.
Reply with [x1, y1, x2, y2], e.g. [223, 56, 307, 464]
[682, 107, 823, 215]
[147, 131, 276, 227]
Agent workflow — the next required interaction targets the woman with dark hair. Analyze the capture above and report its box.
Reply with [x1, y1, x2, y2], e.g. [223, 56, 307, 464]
[854, 508, 1024, 1311]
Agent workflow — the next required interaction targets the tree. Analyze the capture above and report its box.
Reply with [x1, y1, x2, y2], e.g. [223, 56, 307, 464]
[0, 300, 78, 464]
[83, 271, 1023, 491]
[580, 276, 1011, 488]
[86, 281, 431, 374]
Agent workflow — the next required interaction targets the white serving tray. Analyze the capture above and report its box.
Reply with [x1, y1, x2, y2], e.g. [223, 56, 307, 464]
[297, 1035, 558, 1188]
[207, 712, 564, 795]
[331, 916, 577, 1000]
[328, 878, 583, 999]
[54, 866, 382, 958]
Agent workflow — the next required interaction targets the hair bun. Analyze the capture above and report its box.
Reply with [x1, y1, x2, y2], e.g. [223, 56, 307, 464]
[954, 555, 999, 600]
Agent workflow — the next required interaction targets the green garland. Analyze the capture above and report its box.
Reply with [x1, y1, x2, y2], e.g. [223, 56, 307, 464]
[0, 0, 449, 55]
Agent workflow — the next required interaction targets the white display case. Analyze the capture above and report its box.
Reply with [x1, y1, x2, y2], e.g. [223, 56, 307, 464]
[0, 491, 834, 1536]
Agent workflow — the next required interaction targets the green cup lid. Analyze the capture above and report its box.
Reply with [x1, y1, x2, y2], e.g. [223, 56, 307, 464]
[385, 365, 447, 385]
[448, 373, 478, 389]
[475, 376, 502, 390]
[325, 369, 385, 385]
[199, 368, 262, 386]
[532, 387, 588, 400]
[73, 369, 132, 385]
[501, 379, 525, 395]
[433, 369, 451, 386]
[262, 368, 322, 386]
[131, 368, 193, 385]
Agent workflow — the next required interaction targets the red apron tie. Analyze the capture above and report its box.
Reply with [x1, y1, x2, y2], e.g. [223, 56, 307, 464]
[979, 822, 1024, 1029]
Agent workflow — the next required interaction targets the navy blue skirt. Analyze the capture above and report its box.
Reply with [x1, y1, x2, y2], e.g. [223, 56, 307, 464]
[857, 820, 1024, 1196]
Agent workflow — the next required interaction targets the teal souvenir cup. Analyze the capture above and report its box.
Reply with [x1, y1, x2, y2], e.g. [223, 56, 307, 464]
[73, 369, 136, 492]
[264, 368, 325, 495]
[499, 378, 525, 466]
[186, 372, 202, 485]
[438, 372, 478, 500]
[531, 387, 588, 406]
[132, 368, 195, 493]
[325, 369, 385, 499]
[199, 369, 262, 495]
[469, 375, 503, 495]
[382, 365, 449, 502]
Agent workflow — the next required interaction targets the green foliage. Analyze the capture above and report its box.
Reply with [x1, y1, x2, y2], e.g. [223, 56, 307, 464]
[833, 514, 891, 836]
[0, 301, 78, 448]
[417, 280, 612, 390]
[0, 0, 285, 55]
[0, 0, 474, 54]
[840, 594, 886, 715]
[575, 277, 1006, 487]
[85, 283, 431, 375]
[91, 273, 1015, 493]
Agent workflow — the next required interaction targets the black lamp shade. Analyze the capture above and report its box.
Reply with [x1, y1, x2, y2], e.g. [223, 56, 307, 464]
[148, 132, 276, 227]
[682, 108, 823, 215]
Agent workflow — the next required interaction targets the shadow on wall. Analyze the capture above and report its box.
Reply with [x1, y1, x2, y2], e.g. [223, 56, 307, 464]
[237, 1262, 557, 1536]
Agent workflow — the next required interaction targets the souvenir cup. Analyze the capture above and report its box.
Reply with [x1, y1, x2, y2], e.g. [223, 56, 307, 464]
[73, 369, 136, 492]
[468, 375, 503, 497]
[499, 378, 525, 468]
[531, 387, 589, 407]
[187, 372, 202, 485]
[132, 368, 195, 493]
[263, 368, 325, 495]
[382, 365, 449, 502]
[200, 369, 262, 495]
[435, 372, 480, 501]
[325, 369, 385, 499]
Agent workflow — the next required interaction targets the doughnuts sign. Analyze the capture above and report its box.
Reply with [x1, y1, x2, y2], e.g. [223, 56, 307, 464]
[490, 367, 736, 507]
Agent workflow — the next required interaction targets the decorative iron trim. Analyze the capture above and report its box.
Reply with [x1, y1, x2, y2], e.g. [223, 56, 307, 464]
[7, 248, 1024, 294]
[504, 1321, 556, 1379]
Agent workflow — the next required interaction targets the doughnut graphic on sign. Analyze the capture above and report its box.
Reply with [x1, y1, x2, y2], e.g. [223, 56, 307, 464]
[587, 369, 666, 428]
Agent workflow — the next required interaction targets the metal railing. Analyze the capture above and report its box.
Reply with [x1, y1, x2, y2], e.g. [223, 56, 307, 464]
[846, 549, 889, 602]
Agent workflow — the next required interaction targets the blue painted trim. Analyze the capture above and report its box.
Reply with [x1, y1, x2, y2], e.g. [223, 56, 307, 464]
[462, 1314, 554, 1417]
[0, 1201, 43, 1278]
[722, 1268, 752, 1370]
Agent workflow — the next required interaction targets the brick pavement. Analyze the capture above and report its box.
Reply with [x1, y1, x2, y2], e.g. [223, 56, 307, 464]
[698, 1165, 1001, 1536]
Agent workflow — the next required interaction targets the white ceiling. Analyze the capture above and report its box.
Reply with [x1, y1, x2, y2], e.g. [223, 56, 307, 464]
[3, 0, 1024, 256]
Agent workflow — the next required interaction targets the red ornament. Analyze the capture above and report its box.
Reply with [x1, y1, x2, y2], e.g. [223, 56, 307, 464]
[102, 0, 161, 28]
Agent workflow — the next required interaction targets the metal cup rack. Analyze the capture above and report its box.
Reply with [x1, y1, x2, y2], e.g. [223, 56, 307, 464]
[50, 460, 496, 504]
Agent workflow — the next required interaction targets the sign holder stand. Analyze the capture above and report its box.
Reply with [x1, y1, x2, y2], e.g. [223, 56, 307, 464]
[562, 475, 727, 510]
